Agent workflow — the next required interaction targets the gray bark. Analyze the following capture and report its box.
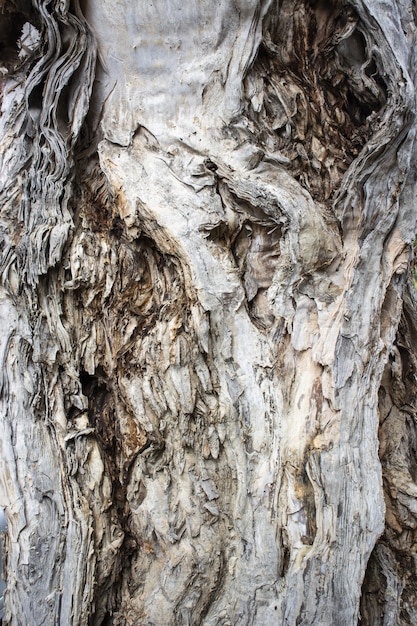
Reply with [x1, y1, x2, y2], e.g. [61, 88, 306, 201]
[1, 1, 417, 624]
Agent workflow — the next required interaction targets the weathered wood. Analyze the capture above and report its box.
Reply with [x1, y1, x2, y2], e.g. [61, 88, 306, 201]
[0, 1, 417, 624]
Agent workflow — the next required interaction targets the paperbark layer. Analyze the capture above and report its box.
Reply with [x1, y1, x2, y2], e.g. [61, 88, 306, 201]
[1, 1, 417, 624]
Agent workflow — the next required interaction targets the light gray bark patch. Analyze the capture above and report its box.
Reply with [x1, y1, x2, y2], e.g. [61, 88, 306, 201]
[335, 335, 356, 389]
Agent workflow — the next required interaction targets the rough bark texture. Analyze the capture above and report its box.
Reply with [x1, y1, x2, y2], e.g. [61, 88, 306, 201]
[1, 1, 417, 624]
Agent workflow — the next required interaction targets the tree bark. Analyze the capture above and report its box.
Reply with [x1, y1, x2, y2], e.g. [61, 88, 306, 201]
[1, 1, 417, 624]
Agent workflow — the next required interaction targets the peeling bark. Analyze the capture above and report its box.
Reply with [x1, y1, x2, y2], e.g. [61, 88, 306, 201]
[1, 1, 417, 625]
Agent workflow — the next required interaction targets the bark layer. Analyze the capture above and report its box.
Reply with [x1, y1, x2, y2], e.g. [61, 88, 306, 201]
[1, 1, 417, 625]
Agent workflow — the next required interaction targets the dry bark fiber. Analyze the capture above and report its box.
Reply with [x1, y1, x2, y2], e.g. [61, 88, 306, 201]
[1, 1, 417, 625]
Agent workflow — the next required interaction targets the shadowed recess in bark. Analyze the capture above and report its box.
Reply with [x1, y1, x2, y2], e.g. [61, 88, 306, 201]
[0, 7, 33, 75]
[244, 0, 387, 202]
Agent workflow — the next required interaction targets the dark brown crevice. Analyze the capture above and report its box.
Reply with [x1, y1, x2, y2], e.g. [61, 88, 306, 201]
[0, 4, 41, 117]
[359, 543, 389, 625]
[0, 7, 35, 71]
[243, 0, 387, 203]
[79, 368, 141, 626]
[79, 369, 117, 456]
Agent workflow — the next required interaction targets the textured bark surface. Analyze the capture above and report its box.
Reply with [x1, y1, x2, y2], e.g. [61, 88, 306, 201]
[1, 1, 417, 624]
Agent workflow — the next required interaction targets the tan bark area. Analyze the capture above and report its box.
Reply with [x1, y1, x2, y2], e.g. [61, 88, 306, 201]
[0, 1, 417, 625]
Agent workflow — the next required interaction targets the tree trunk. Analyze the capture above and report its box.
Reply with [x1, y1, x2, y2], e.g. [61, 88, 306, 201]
[1, 1, 417, 624]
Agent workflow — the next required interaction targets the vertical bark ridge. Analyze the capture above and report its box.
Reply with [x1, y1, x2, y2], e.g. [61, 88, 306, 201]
[0, 1, 105, 624]
[360, 281, 417, 624]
